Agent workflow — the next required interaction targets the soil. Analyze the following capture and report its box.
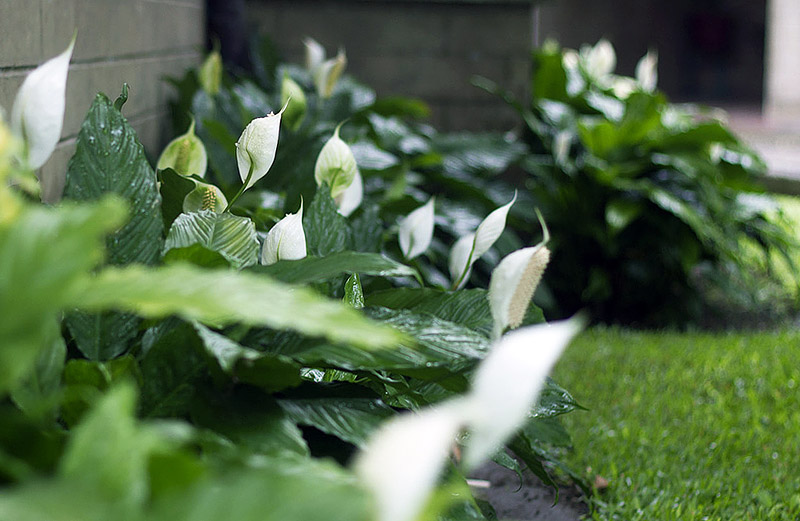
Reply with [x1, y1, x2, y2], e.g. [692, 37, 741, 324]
[470, 463, 589, 521]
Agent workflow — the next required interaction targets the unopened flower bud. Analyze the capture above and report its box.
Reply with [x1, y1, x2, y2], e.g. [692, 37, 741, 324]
[314, 123, 359, 200]
[398, 197, 435, 260]
[236, 103, 287, 190]
[281, 73, 307, 131]
[199, 50, 222, 95]
[261, 200, 307, 265]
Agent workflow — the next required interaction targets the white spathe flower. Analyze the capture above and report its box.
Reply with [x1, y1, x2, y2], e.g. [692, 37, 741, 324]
[261, 200, 306, 265]
[304, 37, 326, 75]
[488, 245, 551, 339]
[10, 37, 75, 170]
[582, 39, 616, 80]
[314, 48, 347, 99]
[235, 103, 287, 190]
[156, 118, 208, 177]
[354, 402, 465, 521]
[448, 193, 517, 289]
[398, 197, 435, 260]
[336, 168, 362, 217]
[611, 77, 637, 99]
[314, 124, 359, 200]
[461, 319, 582, 470]
[635, 50, 658, 93]
[182, 181, 227, 214]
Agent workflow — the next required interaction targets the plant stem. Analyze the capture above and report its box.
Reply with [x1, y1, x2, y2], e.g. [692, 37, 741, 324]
[224, 158, 254, 212]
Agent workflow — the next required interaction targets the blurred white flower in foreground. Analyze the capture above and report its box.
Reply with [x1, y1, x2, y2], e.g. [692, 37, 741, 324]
[449, 193, 516, 289]
[10, 37, 74, 171]
[398, 197, 435, 260]
[261, 199, 306, 265]
[581, 39, 616, 81]
[354, 318, 582, 521]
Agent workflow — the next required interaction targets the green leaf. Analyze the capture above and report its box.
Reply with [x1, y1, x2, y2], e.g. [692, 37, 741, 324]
[343, 274, 364, 309]
[152, 455, 368, 521]
[72, 264, 402, 349]
[63, 92, 164, 360]
[253, 251, 416, 284]
[277, 397, 394, 447]
[162, 244, 231, 269]
[65, 310, 141, 360]
[0, 198, 127, 393]
[304, 184, 351, 257]
[191, 388, 308, 457]
[158, 168, 197, 228]
[63, 93, 163, 266]
[164, 210, 259, 269]
[139, 321, 206, 418]
[193, 322, 302, 392]
[366, 288, 494, 333]
[287, 308, 489, 376]
[10, 328, 66, 423]
[59, 384, 155, 507]
[61, 356, 141, 427]
[350, 141, 400, 170]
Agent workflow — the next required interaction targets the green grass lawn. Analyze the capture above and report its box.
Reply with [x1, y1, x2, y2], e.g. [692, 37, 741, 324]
[552, 328, 800, 521]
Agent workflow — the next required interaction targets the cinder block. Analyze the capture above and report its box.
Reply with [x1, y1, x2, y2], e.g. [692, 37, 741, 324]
[0, 71, 26, 115]
[446, 4, 532, 57]
[0, 0, 43, 67]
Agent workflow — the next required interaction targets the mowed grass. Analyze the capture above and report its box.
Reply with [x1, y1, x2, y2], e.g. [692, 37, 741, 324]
[552, 328, 800, 520]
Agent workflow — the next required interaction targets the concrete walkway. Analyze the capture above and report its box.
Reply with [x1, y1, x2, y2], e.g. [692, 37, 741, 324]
[725, 106, 800, 195]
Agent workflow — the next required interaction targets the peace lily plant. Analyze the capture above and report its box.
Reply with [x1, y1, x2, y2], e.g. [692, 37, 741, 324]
[304, 37, 347, 99]
[261, 199, 307, 265]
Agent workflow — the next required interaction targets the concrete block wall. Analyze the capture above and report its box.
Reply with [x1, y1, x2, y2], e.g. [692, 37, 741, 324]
[246, 0, 536, 132]
[0, 0, 205, 193]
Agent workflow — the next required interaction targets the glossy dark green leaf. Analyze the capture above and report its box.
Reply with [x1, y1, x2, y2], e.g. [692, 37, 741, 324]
[193, 323, 302, 392]
[277, 397, 394, 447]
[158, 168, 197, 228]
[304, 184, 351, 257]
[139, 321, 206, 418]
[9, 322, 65, 423]
[190, 388, 308, 457]
[366, 288, 493, 333]
[63, 92, 164, 360]
[164, 210, 259, 269]
[253, 251, 416, 284]
[63, 93, 163, 266]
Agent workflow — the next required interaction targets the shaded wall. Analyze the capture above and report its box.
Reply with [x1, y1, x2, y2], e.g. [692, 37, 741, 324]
[0, 0, 205, 182]
[246, 0, 536, 131]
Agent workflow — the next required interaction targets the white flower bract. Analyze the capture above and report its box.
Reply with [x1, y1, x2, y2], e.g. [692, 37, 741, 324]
[636, 50, 658, 93]
[261, 200, 307, 265]
[448, 193, 516, 289]
[235, 103, 287, 190]
[354, 403, 465, 521]
[10, 37, 74, 172]
[398, 197, 435, 260]
[314, 124, 359, 200]
[460, 319, 582, 470]
[488, 245, 551, 339]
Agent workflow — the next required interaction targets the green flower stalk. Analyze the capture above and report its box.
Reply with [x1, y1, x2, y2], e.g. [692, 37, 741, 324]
[199, 50, 222, 95]
[281, 73, 307, 131]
